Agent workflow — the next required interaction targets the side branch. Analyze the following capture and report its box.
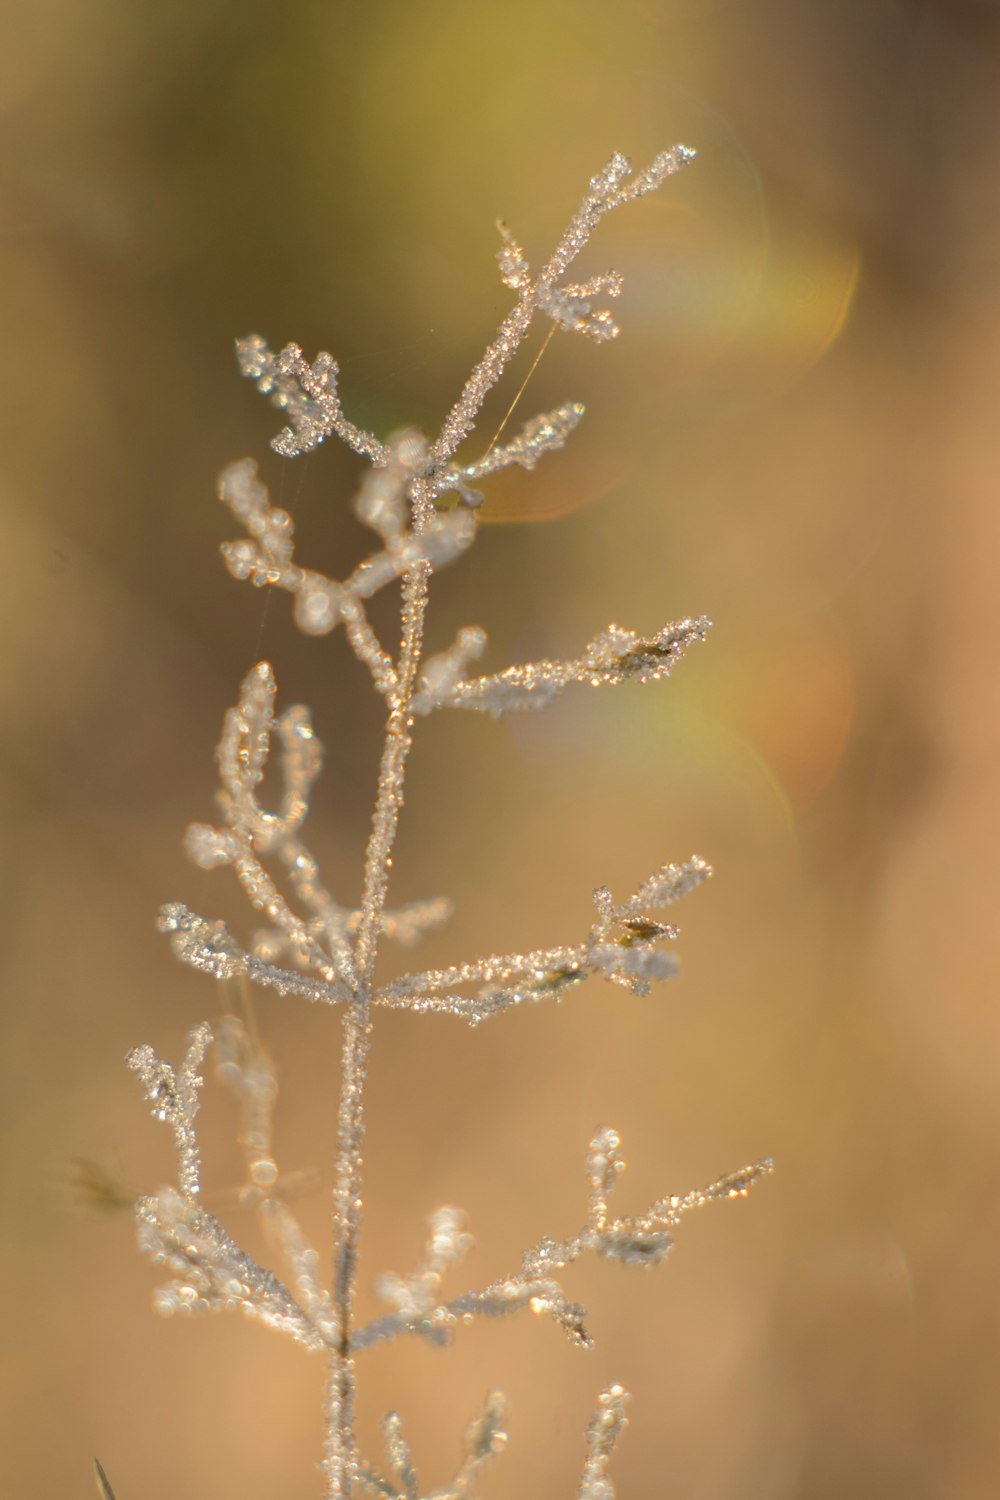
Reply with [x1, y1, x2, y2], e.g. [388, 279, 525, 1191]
[236, 336, 389, 463]
[357, 1393, 507, 1500]
[377, 857, 712, 1025]
[161, 856, 709, 1029]
[412, 617, 711, 717]
[326, 558, 433, 1498]
[351, 1129, 772, 1354]
[429, 147, 694, 471]
[127, 1020, 335, 1352]
[217, 453, 472, 651]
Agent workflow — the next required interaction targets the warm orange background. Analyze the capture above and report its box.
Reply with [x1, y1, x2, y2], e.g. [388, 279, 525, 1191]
[3, 3, 999, 1497]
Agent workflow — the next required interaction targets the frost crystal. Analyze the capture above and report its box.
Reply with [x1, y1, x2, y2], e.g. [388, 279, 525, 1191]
[578, 1385, 630, 1500]
[412, 618, 711, 716]
[125, 146, 771, 1500]
[126, 1024, 210, 1201]
[235, 336, 389, 464]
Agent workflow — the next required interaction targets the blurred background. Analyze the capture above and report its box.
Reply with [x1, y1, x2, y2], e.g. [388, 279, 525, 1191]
[2, 1, 999, 1496]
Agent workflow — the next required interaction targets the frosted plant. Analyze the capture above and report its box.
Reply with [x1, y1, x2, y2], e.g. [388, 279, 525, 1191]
[126, 149, 772, 1499]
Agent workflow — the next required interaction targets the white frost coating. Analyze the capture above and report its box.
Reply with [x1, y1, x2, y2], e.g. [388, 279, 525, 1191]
[126, 1024, 210, 1202]
[578, 1385, 630, 1500]
[125, 147, 773, 1500]
[351, 1132, 773, 1354]
[411, 617, 712, 717]
[135, 1187, 325, 1350]
[356, 1393, 507, 1500]
[235, 336, 389, 463]
[376, 856, 713, 1023]
[428, 401, 586, 507]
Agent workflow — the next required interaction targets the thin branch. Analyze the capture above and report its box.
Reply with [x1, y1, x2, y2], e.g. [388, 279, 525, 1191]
[326, 558, 433, 1498]
[377, 857, 711, 1025]
[93, 1459, 118, 1500]
[428, 147, 694, 472]
[235, 336, 389, 463]
[126, 1024, 210, 1202]
[135, 1187, 325, 1351]
[412, 617, 711, 717]
[217, 453, 475, 642]
[427, 401, 586, 507]
[158, 904, 352, 1004]
[341, 597, 399, 697]
[577, 1385, 630, 1500]
[351, 1132, 772, 1354]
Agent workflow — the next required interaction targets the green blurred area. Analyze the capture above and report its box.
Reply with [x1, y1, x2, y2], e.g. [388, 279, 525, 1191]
[3, 2, 1000, 1497]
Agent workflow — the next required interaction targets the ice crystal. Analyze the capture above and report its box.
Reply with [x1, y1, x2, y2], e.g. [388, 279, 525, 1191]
[578, 1385, 630, 1500]
[235, 336, 389, 464]
[126, 1023, 210, 1201]
[124, 148, 771, 1500]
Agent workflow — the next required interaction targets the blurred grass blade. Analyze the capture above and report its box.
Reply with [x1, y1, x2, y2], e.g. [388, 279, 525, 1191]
[94, 1458, 117, 1499]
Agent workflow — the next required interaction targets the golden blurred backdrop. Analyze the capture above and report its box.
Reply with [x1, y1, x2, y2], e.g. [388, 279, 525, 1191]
[2, 1, 1000, 1496]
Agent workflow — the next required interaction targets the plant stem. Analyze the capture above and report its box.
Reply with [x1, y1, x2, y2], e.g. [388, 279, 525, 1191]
[324, 560, 430, 1499]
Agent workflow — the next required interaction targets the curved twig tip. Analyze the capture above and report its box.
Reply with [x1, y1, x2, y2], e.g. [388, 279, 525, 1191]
[94, 1457, 118, 1500]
